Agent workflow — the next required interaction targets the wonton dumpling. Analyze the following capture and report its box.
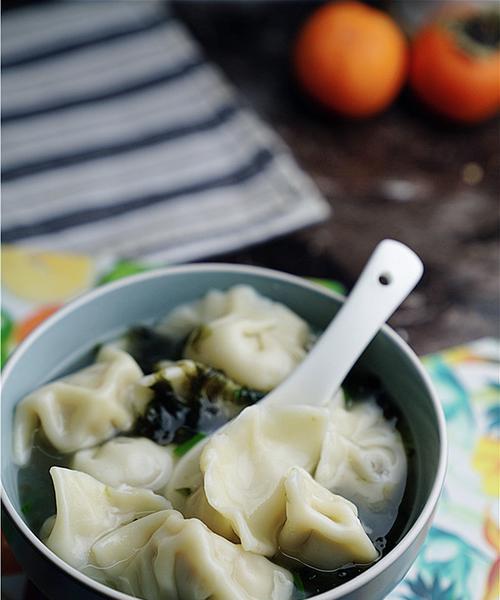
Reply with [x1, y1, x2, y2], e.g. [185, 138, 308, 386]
[90, 509, 294, 600]
[162, 285, 310, 391]
[13, 346, 146, 465]
[184, 484, 239, 542]
[42, 467, 169, 569]
[196, 404, 328, 555]
[72, 437, 174, 491]
[185, 316, 305, 392]
[315, 400, 407, 535]
[278, 467, 378, 570]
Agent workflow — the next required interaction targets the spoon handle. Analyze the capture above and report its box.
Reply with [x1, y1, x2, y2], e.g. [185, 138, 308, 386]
[264, 239, 424, 406]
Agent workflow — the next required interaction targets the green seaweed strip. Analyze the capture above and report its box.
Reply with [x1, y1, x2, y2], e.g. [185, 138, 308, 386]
[174, 432, 206, 457]
[175, 487, 193, 498]
[21, 501, 33, 517]
[292, 572, 307, 599]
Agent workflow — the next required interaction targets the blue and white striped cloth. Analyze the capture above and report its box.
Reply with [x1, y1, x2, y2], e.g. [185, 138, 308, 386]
[1, 1, 330, 263]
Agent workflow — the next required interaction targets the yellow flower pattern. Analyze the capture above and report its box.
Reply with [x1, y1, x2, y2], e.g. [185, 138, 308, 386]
[473, 437, 500, 497]
[1, 245, 94, 303]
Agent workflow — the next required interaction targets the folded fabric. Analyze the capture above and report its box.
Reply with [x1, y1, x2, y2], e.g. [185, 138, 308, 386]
[1, 1, 329, 263]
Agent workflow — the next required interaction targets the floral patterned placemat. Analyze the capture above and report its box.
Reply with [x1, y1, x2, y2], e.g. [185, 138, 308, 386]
[389, 338, 499, 600]
[1, 248, 498, 600]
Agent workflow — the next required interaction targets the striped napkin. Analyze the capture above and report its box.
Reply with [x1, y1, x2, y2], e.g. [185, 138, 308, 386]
[1, 1, 329, 263]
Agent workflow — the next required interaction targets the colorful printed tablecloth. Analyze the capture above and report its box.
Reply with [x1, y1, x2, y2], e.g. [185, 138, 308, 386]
[1, 249, 499, 600]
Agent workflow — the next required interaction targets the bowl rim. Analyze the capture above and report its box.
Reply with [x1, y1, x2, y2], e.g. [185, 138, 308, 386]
[1, 262, 447, 600]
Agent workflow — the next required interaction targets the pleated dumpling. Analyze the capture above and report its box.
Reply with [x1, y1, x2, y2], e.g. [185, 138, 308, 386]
[72, 437, 174, 491]
[13, 346, 147, 465]
[194, 404, 328, 555]
[183, 483, 239, 543]
[162, 285, 310, 391]
[278, 467, 378, 570]
[41, 467, 169, 569]
[90, 509, 294, 600]
[315, 400, 407, 535]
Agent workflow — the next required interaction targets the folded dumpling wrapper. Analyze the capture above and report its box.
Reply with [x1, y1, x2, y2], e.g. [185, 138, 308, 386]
[42, 467, 170, 569]
[13, 346, 147, 465]
[162, 285, 310, 391]
[90, 509, 294, 600]
[315, 399, 407, 536]
[72, 436, 174, 491]
[194, 403, 329, 555]
[183, 484, 239, 542]
[279, 467, 378, 570]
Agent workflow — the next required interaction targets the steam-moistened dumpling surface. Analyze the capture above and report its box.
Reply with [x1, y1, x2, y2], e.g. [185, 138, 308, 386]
[90, 509, 294, 600]
[72, 437, 174, 491]
[315, 400, 407, 535]
[42, 467, 169, 569]
[162, 286, 310, 391]
[195, 404, 328, 555]
[278, 467, 378, 570]
[13, 346, 146, 465]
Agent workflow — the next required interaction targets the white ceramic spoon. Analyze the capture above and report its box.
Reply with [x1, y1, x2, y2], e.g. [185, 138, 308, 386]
[261, 238, 423, 407]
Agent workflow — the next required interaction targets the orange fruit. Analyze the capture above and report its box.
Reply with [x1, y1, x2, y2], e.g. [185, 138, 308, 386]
[410, 6, 500, 123]
[294, 1, 409, 117]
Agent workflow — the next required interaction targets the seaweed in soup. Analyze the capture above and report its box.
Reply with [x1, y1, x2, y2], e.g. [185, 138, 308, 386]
[125, 326, 185, 373]
[132, 361, 264, 445]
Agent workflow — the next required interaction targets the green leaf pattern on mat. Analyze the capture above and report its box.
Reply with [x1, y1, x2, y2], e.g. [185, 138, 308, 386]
[97, 259, 152, 285]
[1, 308, 13, 368]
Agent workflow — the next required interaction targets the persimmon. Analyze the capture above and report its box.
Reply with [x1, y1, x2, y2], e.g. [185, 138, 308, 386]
[294, 1, 409, 118]
[410, 6, 500, 123]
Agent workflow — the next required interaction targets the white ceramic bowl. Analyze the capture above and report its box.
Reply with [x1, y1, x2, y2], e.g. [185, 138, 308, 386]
[1, 264, 447, 600]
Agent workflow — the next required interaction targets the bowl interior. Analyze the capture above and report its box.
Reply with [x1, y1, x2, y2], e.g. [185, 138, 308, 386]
[1, 265, 442, 594]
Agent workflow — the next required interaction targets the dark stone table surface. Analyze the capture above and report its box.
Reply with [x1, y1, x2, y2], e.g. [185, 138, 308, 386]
[176, 1, 500, 355]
